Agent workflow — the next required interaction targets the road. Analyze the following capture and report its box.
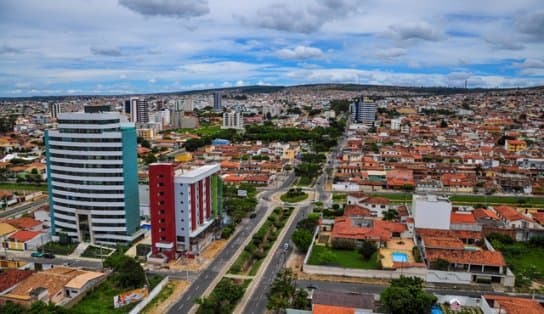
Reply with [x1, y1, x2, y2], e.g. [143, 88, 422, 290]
[0, 252, 103, 270]
[167, 171, 296, 314]
[0, 197, 48, 218]
[244, 171, 327, 314]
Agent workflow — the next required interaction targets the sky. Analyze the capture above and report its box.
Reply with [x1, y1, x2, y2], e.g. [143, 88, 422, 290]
[1, 0, 544, 97]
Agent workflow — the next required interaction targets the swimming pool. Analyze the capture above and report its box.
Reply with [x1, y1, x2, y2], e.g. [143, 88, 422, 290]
[391, 252, 408, 263]
[431, 305, 444, 314]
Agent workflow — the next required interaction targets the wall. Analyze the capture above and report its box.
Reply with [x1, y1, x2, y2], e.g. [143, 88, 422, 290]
[303, 264, 427, 280]
[426, 270, 472, 284]
[128, 276, 169, 314]
[332, 183, 360, 192]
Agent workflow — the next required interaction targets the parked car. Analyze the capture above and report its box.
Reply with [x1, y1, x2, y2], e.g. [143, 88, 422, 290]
[42, 253, 55, 259]
[31, 251, 44, 258]
[249, 212, 257, 219]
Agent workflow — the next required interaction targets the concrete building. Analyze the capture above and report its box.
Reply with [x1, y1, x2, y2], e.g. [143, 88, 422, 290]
[45, 111, 141, 245]
[213, 91, 222, 112]
[48, 103, 62, 120]
[222, 111, 244, 130]
[129, 97, 149, 123]
[350, 98, 376, 126]
[412, 194, 451, 230]
[149, 163, 223, 260]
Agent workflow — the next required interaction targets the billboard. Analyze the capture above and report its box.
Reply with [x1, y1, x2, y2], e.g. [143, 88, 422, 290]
[113, 287, 148, 308]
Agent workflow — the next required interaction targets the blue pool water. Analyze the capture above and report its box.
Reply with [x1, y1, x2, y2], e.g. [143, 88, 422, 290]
[431, 305, 444, 314]
[391, 252, 408, 263]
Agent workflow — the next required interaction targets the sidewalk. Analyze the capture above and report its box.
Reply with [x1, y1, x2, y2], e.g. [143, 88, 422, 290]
[144, 280, 190, 314]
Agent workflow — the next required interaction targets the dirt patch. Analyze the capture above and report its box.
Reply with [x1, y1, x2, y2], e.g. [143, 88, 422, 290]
[145, 280, 190, 314]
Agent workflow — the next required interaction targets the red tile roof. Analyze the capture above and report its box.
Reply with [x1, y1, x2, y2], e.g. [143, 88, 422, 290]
[5, 217, 42, 230]
[332, 217, 406, 242]
[313, 304, 354, 314]
[343, 205, 371, 217]
[450, 212, 477, 224]
[416, 228, 483, 241]
[493, 205, 524, 221]
[483, 295, 544, 314]
[0, 269, 33, 292]
[426, 249, 506, 267]
[361, 197, 390, 205]
[422, 236, 465, 250]
[8, 230, 42, 242]
[473, 208, 500, 220]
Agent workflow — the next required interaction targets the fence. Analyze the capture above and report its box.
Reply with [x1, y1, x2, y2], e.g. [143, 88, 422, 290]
[128, 276, 169, 314]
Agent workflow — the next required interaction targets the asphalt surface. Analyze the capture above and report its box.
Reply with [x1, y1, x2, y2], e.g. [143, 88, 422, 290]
[0, 197, 48, 218]
[0, 253, 103, 270]
[167, 171, 296, 314]
[244, 171, 327, 314]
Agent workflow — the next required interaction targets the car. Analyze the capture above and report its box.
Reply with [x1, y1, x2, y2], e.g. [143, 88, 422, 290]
[249, 213, 257, 219]
[31, 251, 44, 258]
[42, 253, 55, 259]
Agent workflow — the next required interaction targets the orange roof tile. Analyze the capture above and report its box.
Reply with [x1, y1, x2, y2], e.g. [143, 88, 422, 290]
[422, 236, 465, 250]
[426, 249, 506, 267]
[8, 230, 42, 242]
[450, 212, 477, 224]
[494, 205, 524, 221]
[5, 217, 41, 230]
[473, 208, 500, 220]
[343, 205, 371, 217]
[313, 304, 354, 314]
[483, 295, 544, 314]
[416, 228, 483, 241]
[0, 269, 33, 292]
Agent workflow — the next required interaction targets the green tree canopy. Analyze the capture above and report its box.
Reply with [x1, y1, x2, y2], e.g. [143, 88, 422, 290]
[380, 276, 436, 314]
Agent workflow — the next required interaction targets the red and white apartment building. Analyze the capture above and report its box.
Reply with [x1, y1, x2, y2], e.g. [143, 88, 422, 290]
[149, 163, 221, 260]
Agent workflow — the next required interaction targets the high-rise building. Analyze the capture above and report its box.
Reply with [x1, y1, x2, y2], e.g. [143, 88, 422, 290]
[49, 103, 62, 120]
[130, 97, 149, 123]
[213, 91, 222, 112]
[45, 111, 141, 245]
[149, 163, 222, 260]
[222, 111, 244, 129]
[350, 98, 376, 126]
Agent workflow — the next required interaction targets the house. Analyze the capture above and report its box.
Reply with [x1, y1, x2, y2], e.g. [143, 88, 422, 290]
[450, 211, 481, 231]
[0, 222, 17, 242]
[357, 197, 391, 218]
[0, 190, 17, 207]
[0, 268, 104, 307]
[386, 169, 414, 190]
[311, 290, 375, 314]
[331, 216, 409, 247]
[64, 271, 105, 298]
[6, 230, 49, 251]
[504, 139, 527, 152]
[0, 269, 33, 294]
[473, 208, 504, 228]
[480, 295, 544, 314]
[492, 205, 537, 229]
[440, 173, 475, 193]
[343, 205, 371, 217]
[4, 217, 43, 231]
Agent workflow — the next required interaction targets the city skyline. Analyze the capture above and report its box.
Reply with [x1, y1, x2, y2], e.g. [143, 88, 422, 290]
[1, 0, 544, 97]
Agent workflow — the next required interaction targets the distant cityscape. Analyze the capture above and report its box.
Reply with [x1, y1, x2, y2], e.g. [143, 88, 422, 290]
[0, 83, 543, 314]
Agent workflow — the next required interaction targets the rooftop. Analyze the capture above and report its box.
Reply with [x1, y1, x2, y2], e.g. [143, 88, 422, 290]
[483, 295, 544, 314]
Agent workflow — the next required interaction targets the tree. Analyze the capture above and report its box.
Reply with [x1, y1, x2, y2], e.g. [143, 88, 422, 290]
[359, 240, 377, 260]
[331, 238, 355, 250]
[143, 153, 157, 164]
[431, 258, 449, 270]
[382, 209, 399, 221]
[267, 268, 310, 312]
[292, 229, 313, 253]
[380, 276, 436, 314]
[104, 255, 146, 289]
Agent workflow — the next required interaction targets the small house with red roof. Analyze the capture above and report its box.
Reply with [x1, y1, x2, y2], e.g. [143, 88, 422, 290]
[6, 230, 50, 251]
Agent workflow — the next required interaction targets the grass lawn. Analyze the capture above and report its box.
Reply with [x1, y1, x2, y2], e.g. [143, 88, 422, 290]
[71, 277, 137, 314]
[81, 245, 115, 258]
[174, 124, 221, 137]
[249, 258, 264, 276]
[296, 176, 313, 186]
[493, 241, 544, 287]
[0, 182, 48, 192]
[308, 246, 379, 269]
[280, 192, 308, 203]
[142, 280, 176, 313]
[40, 241, 78, 255]
[332, 193, 347, 203]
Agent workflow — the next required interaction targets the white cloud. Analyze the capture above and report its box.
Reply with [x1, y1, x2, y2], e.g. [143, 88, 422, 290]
[276, 45, 324, 60]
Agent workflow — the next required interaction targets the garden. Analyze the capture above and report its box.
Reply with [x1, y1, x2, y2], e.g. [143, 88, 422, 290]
[488, 233, 544, 289]
[307, 244, 379, 269]
[39, 241, 78, 255]
[280, 188, 308, 203]
[229, 207, 294, 276]
[81, 245, 115, 259]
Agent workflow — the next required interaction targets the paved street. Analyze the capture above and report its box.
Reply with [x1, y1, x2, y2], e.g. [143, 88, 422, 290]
[167, 172, 296, 314]
[243, 170, 327, 314]
[0, 197, 48, 218]
[0, 252, 103, 270]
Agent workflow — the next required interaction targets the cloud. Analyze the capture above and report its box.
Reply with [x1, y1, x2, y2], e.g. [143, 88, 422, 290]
[388, 22, 443, 41]
[250, 0, 360, 33]
[517, 11, 544, 41]
[118, 0, 209, 19]
[276, 45, 324, 60]
[375, 48, 406, 59]
[90, 46, 123, 57]
[513, 59, 544, 76]
[484, 34, 524, 50]
[0, 45, 23, 55]
[149, 77, 157, 83]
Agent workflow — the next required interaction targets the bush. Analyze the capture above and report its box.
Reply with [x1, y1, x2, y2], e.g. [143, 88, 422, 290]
[293, 229, 313, 253]
[40, 242, 78, 255]
[222, 224, 235, 239]
[331, 238, 356, 250]
[359, 240, 377, 260]
[487, 232, 514, 245]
